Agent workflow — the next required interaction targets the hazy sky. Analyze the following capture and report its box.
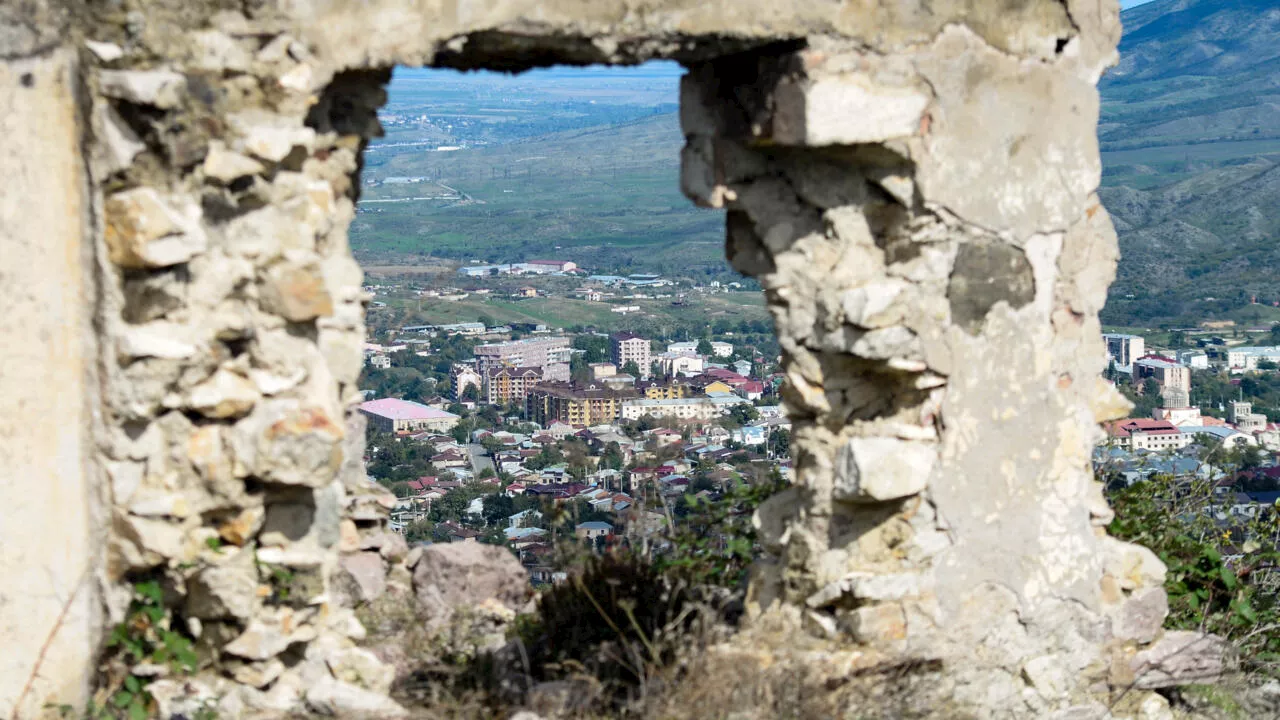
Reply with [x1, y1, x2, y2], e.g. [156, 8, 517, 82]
[1121, 0, 1154, 8]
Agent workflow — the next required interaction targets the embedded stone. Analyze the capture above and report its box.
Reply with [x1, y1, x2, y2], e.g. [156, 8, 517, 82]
[229, 110, 317, 162]
[117, 322, 198, 360]
[840, 603, 906, 643]
[188, 368, 260, 419]
[850, 326, 922, 361]
[230, 400, 344, 487]
[842, 280, 908, 328]
[203, 141, 265, 183]
[230, 659, 285, 689]
[1022, 655, 1069, 700]
[104, 188, 206, 268]
[326, 647, 395, 695]
[1130, 631, 1227, 689]
[947, 241, 1035, 333]
[338, 551, 386, 604]
[113, 513, 187, 568]
[99, 69, 186, 108]
[223, 609, 318, 660]
[218, 506, 265, 546]
[95, 104, 145, 176]
[304, 677, 407, 719]
[259, 260, 334, 322]
[834, 436, 936, 502]
[773, 74, 929, 146]
[186, 547, 257, 620]
[1112, 587, 1168, 645]
[85, 39, 124, 61]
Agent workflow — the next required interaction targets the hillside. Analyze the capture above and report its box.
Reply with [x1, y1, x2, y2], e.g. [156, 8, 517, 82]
[348, 2, 1280, 321]
[1099, 0, 1280, 325]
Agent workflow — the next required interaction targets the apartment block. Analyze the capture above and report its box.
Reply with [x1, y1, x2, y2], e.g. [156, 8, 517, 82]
[474, 336, 572, 375]
[526, 383, 637, 427]
[1102, 333, 1145, 368]
[610, 332, 651, 378]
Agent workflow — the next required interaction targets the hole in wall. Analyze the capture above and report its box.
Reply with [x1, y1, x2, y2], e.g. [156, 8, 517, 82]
[342, 57, 793, 583]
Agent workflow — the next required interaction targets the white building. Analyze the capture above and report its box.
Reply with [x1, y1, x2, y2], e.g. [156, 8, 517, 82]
[620, 397, 720, 421]
[1102, 333, 1145, 369]
[656, 351, 705, 377]
[1177, 350, 1209, 369]
[667, 340, 733, 357]
[1227, 346, 1280, 372]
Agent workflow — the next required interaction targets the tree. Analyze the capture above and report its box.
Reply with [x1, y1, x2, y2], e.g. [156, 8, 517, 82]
[482, 493, 515, 527]
[622, 361, 641, 378]
[696, 338, 714, 356]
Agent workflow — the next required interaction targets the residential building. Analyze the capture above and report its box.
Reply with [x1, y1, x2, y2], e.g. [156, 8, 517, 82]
[1177, 350, 1209, 369]
[1226, 346, 1280, 371]
[1228, 400, 1269, 433]
[611, 332, 651, 379]
[576, 521, 613, 540]
[1104, 419, 1192, 452]
[1183, 425, 1257, 448]
[1134, 356, 1190, 394]
[667, 340, 733, 357]
[1152, 405, 1203, 427]
[367, 354, 391, 369]
[474, 336, 573, 377]
[638, 380, 691, 400]
[526, 383, 637, 426]
[451, 363, 482, 400]
[620, 397, 721, 421]
[1102, 333, 1145, 368]
[484, 366, 544, 405]
[359, 398, 460, 433]
[589, 362, 616, 380]
[655, 351, 704, 377]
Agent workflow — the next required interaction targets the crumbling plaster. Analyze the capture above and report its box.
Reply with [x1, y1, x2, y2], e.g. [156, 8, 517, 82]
[0, 0, 1177, 716]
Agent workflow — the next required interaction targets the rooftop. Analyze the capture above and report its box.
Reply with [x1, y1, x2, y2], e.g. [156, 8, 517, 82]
[360, 398, 459, 421]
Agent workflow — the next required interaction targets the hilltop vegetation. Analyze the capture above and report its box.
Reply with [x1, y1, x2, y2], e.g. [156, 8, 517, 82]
[1099, 0, 1280, 325]
[349, 1, 1280, 327]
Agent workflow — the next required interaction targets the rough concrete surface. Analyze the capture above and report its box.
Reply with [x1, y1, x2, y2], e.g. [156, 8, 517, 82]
[0, 0, 1184, 716]
[0, 49, 99, 718]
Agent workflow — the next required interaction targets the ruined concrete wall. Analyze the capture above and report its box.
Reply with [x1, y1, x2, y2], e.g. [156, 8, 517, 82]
[0, 0, 1177, 716]
[680, 8, 1173, 717]
[0, 45, 102, 717]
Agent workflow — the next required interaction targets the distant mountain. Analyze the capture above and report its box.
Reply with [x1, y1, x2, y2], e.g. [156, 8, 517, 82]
[1099, 0, 1280, 325]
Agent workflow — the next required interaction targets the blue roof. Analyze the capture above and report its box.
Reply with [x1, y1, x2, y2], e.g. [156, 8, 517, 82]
[577, 521, 613, 531]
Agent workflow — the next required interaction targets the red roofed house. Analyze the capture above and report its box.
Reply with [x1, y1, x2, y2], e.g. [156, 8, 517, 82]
[360, 398, 460, 433]
[1106, 418, 1191, 452]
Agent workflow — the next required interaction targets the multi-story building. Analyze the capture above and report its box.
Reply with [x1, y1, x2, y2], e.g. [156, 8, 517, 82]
[620, 397, 720, 422]
[1102, 333, 1145, 368]
[1177, 350, 1209, 370]
[1134, 356, 1190, 395]
[1229, 400, 1269, 433]
[655, 351, 704, 377]
[484, 366, 544, 405]
[638, 380, 691, 400]
[451, 363, 482, 400]
[611, 332, 651, 378]
[1105, 419, 1191, 452]
[1226, 346, 1280, 372]
[526, 383, 637, 427]
[360, 398, 460, 433]
[666, 340, 733, 357]
[474, 336, 572, 375]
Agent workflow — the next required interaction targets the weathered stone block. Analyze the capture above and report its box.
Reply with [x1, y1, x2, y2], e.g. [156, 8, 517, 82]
[104, 188, 206, 269]
[834, 436, 936, 503]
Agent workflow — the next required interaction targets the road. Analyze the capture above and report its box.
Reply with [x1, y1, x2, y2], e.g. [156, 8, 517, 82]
[467, 444, 495, 475]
